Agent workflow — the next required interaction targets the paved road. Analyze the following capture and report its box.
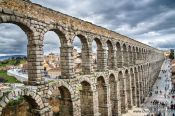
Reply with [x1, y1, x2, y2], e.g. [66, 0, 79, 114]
[142, 59, 175, 115]
[123, 59, 175, 116]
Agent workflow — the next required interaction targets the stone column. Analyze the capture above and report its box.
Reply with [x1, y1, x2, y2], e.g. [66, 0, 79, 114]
[120, 77, 128, 113]
[116, 81, 122, 116]
[116, 50, 123, 68]
[27, 36, 45, 85]
[128, 50, 133, 66]
[126, 74, 133, 109]
[111, 49, 117, 69]
[139, 70, 144, 104]
[81, 46, 93, 74]
[60, 45, 75, 78]
[97, 47, 107, 71]
[132, 73, 138, 106]
[133, 51, 137, 65]
[106, 85, 112, 116]
[135, 71, 141, 107]
[122, 49, 129, 67]
[92, 85, 100, 116]
[72, 97, 81, 116]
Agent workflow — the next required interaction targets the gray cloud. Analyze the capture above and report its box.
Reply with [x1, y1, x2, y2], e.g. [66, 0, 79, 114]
[0, 0, 175, 55]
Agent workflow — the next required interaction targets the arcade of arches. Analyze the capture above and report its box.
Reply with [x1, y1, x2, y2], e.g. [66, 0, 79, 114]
[0, 0, 165, 116]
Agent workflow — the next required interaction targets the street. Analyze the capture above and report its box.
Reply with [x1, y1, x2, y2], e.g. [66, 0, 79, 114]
[142, 59, 175, 115]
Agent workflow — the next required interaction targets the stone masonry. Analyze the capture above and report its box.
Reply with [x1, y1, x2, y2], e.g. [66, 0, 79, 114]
[0, 0, 165, 116]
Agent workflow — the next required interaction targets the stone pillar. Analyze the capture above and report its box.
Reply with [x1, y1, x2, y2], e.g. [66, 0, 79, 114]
[128, 50, 133, 66]
[116, 81, 122, 116]
[72, 97, 81, 116]
[135, 71, 141, 107]
[81, 47, 93, 74]
[133, 51, 137, 65]
[117, 50, 123, 68]
[60, 45, 75, 78]
[106, 85, 112, 116]
[111, 49, 117, 69]
[122, 49, 129, 67]
[126, 74, 133, 109]
[92, 86, 100, 116]
[120, 77, 128, 113]
[27, 36, 45, 85]
[139, 70, 144, 104]
[132, 73, 138, 106]
[97, 47, 107, 71]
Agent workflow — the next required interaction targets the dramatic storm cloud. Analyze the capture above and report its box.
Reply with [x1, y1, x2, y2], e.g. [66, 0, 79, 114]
[0, 0, 175, 55]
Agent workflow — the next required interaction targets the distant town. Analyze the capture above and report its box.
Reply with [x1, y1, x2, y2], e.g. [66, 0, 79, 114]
[0, 49, 97, 94]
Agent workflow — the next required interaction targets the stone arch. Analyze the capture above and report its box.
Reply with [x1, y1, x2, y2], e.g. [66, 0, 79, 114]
[80, 81, 94, 115]
[72, 33, 91, 74]
[132, 46, 136, 65]
[0, 16, 44, 84]
[122, 43, 128, 67]
[116, 42, 122, 68]
[97, 76, 108, 116]
[128, 45, 132, 65]
[42, 25, 68, 46]
[106, 40, 114, 69]
[58, 86, 73, 116]
[125, 69, 132, 109]
[118, 71, 127, 113]
[92, 37, 105, 71]
[136, 47, 139, 60]
[138, 48, 142, 60]
[0, 15, 34, 36]
[48, 82, 74, 116]
[0, 89, 48, 116]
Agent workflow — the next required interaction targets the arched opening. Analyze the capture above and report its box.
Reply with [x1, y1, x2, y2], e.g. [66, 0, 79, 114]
[109, 74, 118, 115]
[93, 38, 103, 71]
[122, 44, 128, 67]
[97, 76, 108, 116]
[92, 39, 98, 71]
[118, 71, 127, 113]
[73, 35, 89, 75]
[2, 94, 41, 116]
[49, 86, 73, 116]
[59, 86, 73, 116]
[43, 31, 61, 79]
[132, 46, 136, 65]
[130, 68, 136, 106]
[80, 81, 94, 115]
[125, 70, 132, 109]
[106, 40, 113, 69]
[0, 23, 30, 83]
[116, 42, 122, 68]
[128, 45, 132, 65]
[141, 48, 144, 60]
[136, 47, 139, 61]
[138, 48, 142, 60]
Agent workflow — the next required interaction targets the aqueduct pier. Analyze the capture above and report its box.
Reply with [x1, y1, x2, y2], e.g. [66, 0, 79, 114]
[0, 0, 164, 115]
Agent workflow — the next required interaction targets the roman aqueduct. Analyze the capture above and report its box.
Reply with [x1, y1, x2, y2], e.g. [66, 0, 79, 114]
[0, 0, 165, 115]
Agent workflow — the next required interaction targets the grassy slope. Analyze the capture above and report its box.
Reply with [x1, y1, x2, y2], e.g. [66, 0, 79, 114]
[0, 59, 26, 67]
[0, 70, 21, 83]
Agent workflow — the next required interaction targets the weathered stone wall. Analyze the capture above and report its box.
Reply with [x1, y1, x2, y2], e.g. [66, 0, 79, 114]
[0, 0, 165, 116]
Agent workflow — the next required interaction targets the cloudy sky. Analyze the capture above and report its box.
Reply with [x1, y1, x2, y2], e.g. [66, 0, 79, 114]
[0, 0, 175, 55]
